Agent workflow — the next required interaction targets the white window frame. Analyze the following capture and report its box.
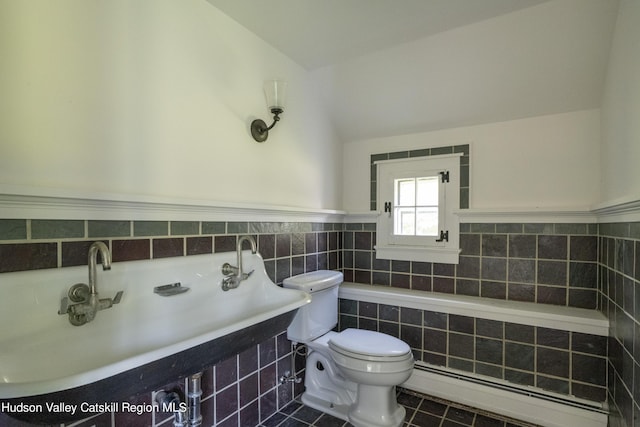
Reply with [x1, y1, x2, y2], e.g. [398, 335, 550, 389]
[375, 153, 461, 264]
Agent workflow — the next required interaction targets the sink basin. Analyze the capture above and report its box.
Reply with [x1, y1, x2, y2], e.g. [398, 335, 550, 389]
[0, 251, 310, 423]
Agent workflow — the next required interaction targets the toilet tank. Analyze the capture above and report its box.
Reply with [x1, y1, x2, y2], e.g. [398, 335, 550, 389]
[283, 270, 343, 343]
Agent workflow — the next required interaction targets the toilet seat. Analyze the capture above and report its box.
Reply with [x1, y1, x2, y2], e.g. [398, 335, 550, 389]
[329, 329, 411, 362]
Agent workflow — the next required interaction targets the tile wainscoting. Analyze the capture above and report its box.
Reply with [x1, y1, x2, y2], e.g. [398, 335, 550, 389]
[338, 296, 607, 403]
[1, 214, 639, 426]
[599, 223, 640, 427]
[0, 218, 339, 427]
[343, 222, 599, 309]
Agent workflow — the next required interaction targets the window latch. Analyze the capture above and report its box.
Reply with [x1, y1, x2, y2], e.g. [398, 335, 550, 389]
[435, 230, 449, 242]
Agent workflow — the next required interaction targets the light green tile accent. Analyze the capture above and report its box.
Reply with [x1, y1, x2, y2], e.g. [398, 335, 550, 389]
[554, 223, 589, 235]
[202, 222, 226, 235]
[134, 221, 168, 237]
[0, 219, 27, 240]
[32, 220, 84, 239]
[88, 220, 131, 238]
[496, 223, 524, 233]
[227, 222, 249, 234]
[524, 223, 554, 234]
[171, 221, 199, 235]
[470, 223, 496, 233]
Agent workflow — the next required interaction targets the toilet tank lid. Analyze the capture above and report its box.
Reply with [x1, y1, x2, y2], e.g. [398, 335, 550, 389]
[282, 270, 343, 292]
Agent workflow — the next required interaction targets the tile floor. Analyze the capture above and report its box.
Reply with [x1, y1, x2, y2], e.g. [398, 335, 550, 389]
[260, 388, 539, 427]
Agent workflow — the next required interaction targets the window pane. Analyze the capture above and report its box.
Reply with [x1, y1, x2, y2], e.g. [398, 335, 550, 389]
[394, 207, 415, 235]
[396, 179, 415, 206]
[416, 208, 438, 236]
[416, 177, 438, 206]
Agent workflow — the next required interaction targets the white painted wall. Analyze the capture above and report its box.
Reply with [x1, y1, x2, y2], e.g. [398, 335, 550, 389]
[343, 110, 601, 212]
[600, 0, 640, 206]
[311, 0, 616, 143]
[0, 0, 342, 211]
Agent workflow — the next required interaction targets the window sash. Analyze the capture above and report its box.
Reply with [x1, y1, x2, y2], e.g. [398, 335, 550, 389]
[375, 153, 461, 264]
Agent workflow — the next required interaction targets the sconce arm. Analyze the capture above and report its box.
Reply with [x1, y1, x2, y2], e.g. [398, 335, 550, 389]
[251, 108, 283, 142]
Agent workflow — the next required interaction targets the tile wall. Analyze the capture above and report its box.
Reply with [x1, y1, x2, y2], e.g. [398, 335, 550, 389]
[339, 221, 607, 405]
[0, 218, 340, 427]
[338, 299, 607, 402]
[2, 217, 638, 425]
[0, 219, 341, 279]
[599, 223, 640, 427]
[343, 222, 600, 309]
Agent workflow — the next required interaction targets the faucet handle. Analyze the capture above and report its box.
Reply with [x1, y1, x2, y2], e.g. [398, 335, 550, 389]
[221, 263, 239, 276]
[97, 291, 124, 311]
[58, 297, 71, 315]
[112, 291, 124, 305]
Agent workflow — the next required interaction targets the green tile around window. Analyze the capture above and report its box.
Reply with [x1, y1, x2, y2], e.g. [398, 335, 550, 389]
[388, 151, 409, 159]
[370, 144, 470, 213]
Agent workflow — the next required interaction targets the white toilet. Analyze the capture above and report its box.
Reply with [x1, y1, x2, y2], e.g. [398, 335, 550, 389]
[283, 270, 415, 427]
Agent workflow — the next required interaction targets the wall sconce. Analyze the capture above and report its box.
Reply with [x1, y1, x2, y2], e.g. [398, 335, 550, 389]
[251, 80, 287, 142]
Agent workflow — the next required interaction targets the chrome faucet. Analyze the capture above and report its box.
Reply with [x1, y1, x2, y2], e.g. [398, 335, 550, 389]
[221, 235, 257, 291]
[58, 241, 124, 326]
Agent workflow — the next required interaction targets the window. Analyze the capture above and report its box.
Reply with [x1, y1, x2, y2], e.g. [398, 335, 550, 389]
[376, 154, 461, 264]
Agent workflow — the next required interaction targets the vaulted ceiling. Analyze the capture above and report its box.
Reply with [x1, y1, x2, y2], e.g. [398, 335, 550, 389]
[208, 0, 620, 142]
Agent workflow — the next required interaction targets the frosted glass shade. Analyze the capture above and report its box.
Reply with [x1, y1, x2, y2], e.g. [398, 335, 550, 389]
[264, 80, 287, 112]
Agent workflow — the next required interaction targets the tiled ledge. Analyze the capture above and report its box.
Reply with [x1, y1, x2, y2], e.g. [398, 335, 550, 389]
[339, 282, 609, 336]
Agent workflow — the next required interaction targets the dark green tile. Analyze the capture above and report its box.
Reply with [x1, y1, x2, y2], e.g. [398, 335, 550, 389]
[171, 221, 199, 235]
[431, 146, 454, 155]
[88, 220, 130, 238]
[470, 223, 495, 233]
[362, 223, 376, 231]
[554, 223, 588, 235]
[0, 219, 27, 240]
[32, 220, 84, 239]
[134, 221, 168, 237]
[371, 153, 388, 163]
[629, 222, 640, 239]
[460, 188, 469, 209]
[202, 222, 225, 235]
[496, 223, 523, 233]
[410, 149, 430, 157]
[345, 223, 364, 231]
[389, 151, 409, 159]
[524, 223, 554, 234]
[454, 144, 470, 155]
[460, 165, 469, 187]
[227, 222, 248, 234]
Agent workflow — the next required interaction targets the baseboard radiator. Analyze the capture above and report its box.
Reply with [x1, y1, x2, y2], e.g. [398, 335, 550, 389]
[402, 363, 608, 427]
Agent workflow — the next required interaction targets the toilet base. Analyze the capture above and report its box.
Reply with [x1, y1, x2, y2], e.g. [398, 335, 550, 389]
[301, 392, 350, 422]
[348, 385, 406, 427]
[302, 375, 406, 427]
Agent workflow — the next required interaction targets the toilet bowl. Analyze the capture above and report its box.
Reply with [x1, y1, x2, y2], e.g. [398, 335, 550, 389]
[283, 271, 415, 427]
